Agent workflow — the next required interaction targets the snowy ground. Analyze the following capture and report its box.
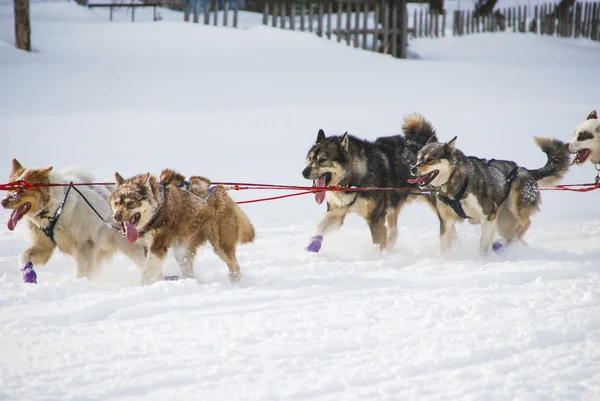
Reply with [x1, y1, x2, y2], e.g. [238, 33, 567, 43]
[1, 2, 600, 400]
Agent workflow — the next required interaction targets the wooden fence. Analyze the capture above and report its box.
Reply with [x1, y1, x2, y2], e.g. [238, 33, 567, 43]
[449, 2, 600, 40]
[261, 0, 411, 58]
[182, 0, 242, 27]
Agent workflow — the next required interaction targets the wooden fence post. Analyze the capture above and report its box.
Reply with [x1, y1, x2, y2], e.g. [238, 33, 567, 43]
[442, 9, 446, 36]
[184, 0, 190, 21]
[193, 0, 199, 23]
[234, 0, 238, 27]
[213, 0, 218, 26]
[223, 0, 228, 26]
[383, 1, 389, 52]
[337, 0, 342, 42]
[419, 8, 423, 37]
[318, 2, 324, 37]
[353, 0, 359, 46]
[373, 2, 380, 50]
[400, 0, 408, 58]
[328, 1, 333, 40]
[300, 2, 305, 31]
[280, 1, 285, 29]
[362, 0, 368, 47]
[272, 1, 277, 27]
[345, 0, 352, 45]
[309, 2, 314, 32]
[262, 0, 268, 25]
[205, 0, 211, 24]
[290, 1, 296, 30]
[392, 0, 398, 57]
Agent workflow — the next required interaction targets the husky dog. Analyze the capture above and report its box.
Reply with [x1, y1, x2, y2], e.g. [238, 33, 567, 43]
[110, 169, 255, 285]
[1, 159, 146, 279]
[567, 110, 600, 166]
[302, 114, 439, 253]
[409, 135, 570, 255]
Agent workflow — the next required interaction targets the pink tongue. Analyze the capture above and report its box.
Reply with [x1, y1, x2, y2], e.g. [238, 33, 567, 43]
[7, 204, 27, 231]
[408, 176, 427, 185]
[123, 220, 139, 243]
[314, 176, 327, 205]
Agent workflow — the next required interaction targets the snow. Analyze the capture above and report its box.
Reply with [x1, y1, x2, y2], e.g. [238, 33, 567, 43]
[1, 1, 600, 400]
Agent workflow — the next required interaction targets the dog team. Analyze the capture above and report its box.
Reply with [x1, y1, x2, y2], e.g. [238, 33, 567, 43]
[2, 111, 598, 285]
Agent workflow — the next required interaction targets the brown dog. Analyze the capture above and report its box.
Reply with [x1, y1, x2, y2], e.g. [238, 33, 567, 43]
[110, 169, 255, 285]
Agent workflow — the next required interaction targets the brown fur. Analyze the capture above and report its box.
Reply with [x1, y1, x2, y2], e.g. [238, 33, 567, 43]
[111, 169, 255, 285]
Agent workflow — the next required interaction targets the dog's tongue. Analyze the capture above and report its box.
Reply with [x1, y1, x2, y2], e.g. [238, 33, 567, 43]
[123, 220, 139, 243]
[408, 175, 427, 185]
[7, 204, 27, 231]
[314, 176, 327, 205]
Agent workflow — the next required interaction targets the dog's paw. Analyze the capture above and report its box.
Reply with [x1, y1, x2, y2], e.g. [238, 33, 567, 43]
[229, 271, 242, 283]
[21, 262, 37, 284]
[306, 235, 323, 253]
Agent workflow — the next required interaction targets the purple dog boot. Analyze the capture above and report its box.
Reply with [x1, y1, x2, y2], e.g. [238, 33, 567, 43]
[22, 262, 37, 284]
[306, 235, 323, 253]
[492, 241, 504, 253]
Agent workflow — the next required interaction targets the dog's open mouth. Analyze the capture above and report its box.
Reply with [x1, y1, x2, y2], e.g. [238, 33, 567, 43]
[121, 212, 140, 244]
[572, 148, 591, 165]
[408, 170, 439, 187]
[7, 202, 31, 231]
[313, 173, 332, 205]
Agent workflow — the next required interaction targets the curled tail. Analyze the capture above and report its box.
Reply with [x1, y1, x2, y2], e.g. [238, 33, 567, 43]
[402, 114, 438, 148]
[529, 137, 571, 187]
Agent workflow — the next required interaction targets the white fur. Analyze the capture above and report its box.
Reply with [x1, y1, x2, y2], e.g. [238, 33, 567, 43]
[568, 119, 600, 164]
[20, 168, 146, 279]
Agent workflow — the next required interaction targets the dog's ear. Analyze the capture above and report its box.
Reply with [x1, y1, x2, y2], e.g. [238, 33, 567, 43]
[587, 110, 598, 120]
[316, 129, 326, 143]
[445, 136, 457, 150]
[115, 172, 125, 185]
[140, 172, 151, 186]
[39, 166, 53, 176]
[340, 132, 349, 153]
[426, 135, 438, 145]
[11, 159, 23, 174]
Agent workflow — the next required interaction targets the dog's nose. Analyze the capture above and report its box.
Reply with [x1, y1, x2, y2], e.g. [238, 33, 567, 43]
[1, 198, 8, 208]
[410, 166, 419, 176]
[114, 213, 122, 222]
[302, 168, 311, 179]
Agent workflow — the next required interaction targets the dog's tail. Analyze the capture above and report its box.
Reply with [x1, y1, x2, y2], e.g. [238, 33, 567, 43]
[402, 114, 437, 147]
[159, 169, 187, 187]
[234, 205, 256, 244]
[528, 137, 571, 187]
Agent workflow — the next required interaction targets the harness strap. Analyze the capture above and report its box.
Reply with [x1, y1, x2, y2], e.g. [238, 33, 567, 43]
[40, 183, 73, 243]
[437, 177, 470, 220]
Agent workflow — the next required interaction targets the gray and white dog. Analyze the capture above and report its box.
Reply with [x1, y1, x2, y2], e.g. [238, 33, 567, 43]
[302, 114, 440, 253]
[409, 134, 570, 256]
[568, 110, 600, 167]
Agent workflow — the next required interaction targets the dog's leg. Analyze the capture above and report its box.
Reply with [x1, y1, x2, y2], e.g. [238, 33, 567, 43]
[307, 207, 348, 252]
[116, 235, 146, 269]
[212, 242, 241, 283]
[74, 240, 98, 279]
[440, 217, 457, 256]
[368, 216, 387, 251]
[174, 245, 196, 280]
[19, 222, 57, 267]
[385, 204, 403, 252]
[143, 241, 168, 285]
[480, 218, 498, 255]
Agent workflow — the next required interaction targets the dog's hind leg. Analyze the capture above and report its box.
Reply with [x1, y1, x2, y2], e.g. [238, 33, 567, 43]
[212, 242, 242, 283]
[385, 205, 403, 252]
[368, 216, 387, 251]
[174, 245, 196, 280]
[74, 240, 99, 279]
[480, 218, 498, 256]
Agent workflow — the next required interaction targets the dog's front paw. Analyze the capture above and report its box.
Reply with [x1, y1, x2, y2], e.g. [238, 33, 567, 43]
[21, 262, 37, 284]
[306, 235, 323, 253]
[229, 270, 242, 283]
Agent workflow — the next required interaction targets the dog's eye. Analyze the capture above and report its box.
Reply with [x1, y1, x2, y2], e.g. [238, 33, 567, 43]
[318, 157, 327, 163]
[127, 201, 134, 207]
[426, 158, 434, 164]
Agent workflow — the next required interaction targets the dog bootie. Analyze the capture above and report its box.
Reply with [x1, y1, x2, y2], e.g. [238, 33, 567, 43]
[22, 262, 37, 284]
[306, 235, 323, 253]
[492, 241, 504, 253]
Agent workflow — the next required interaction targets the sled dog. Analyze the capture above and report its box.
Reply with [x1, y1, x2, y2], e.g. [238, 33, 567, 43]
[301, 114, 440, 253]
[1, 159, 146, 279]
[110, 169, 255, 285]
[409, 134, 570, 255]
[567, 110, 600, 167]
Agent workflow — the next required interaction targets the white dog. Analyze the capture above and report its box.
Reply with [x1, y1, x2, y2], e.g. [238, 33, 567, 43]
[2, 159, 146, 280]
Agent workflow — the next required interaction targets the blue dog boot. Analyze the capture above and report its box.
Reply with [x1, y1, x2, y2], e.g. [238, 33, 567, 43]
[22, 262, 37, 284]
[306, 235, 323, 253]
[163, 275, 179, 281]
[492, 241, 504, 253]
